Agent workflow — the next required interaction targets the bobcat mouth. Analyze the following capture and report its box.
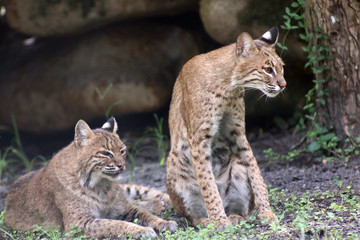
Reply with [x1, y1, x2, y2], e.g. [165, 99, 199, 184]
[103, 169, 123, 176]
[265, 85, 283, 97]
[268, 89, 281, 95]
[103, 165, 124, 176]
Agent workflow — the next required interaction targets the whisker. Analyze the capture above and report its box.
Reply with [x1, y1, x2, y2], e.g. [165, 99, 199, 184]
[256, 93, 267, 102]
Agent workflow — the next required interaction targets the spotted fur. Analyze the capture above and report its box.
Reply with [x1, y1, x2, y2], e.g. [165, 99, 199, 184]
[166, 27, 285, 228]
[5, 118, 177, 239]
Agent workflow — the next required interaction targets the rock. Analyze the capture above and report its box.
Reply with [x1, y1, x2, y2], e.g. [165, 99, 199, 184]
[2, 0, 198, 36]
[0, 23, 199, 133]
[199, 0, 246, 44]
[199, 0, 290, 44]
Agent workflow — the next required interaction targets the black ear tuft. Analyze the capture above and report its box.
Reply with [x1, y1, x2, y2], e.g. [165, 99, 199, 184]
[101, 117, 118, 133]
[258, 27, 279, 45]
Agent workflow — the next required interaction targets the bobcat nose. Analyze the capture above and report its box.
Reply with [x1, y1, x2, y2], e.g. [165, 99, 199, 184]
[117, 163, 126, 170]
[278, 80, 286, 89]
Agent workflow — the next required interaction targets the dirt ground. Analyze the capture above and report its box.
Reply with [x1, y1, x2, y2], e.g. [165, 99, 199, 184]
[117, 130, 360, 198]
[0, 129, 359, 238]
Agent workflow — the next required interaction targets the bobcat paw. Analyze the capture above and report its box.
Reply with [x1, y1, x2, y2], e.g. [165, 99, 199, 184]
[146, 199, 166, 215]
[193, 217, 210, 228]
[194, 218, 231, 230]
[133, 227, 157, 239]
[228, 214, 245, 225]
[153, 220, 178, 232]
[215, 219, 232, 231]
[259, 210, 278, 223]
[161, 193, 172, 208]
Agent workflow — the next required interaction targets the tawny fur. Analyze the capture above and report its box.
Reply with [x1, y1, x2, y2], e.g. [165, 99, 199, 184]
[5, 118, 177, 239]
[166, 27, 286, 228]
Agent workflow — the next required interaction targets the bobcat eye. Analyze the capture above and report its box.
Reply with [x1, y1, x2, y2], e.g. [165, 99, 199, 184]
[120, 149, 126, 156]
[263, 67, 273, 74]
[99, 151, 113, 158]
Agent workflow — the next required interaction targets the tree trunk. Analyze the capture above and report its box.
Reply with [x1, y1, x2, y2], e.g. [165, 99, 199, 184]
[305, 0, 360, 139]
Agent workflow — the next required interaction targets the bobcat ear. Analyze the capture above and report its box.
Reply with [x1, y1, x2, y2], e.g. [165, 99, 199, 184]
[74, 120, 95, 146]
[101, 117, 118, 133]
[257, 26, 279, 48]
[235, 32, 257, 59]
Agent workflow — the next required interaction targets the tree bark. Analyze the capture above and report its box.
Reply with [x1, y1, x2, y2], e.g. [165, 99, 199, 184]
[305, 0, 360, 139]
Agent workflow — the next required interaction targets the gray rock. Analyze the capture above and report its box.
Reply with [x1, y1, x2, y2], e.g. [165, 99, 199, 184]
[200, 0, 289, 44]
[3, 0, 198, 36]
[0, 23, 199, 133]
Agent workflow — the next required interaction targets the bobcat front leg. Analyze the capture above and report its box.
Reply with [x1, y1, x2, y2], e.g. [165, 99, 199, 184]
[234, 134, 277, 222]
[188, 132, 230, 228]
[123, 205, 178, 233]
[75, 218, 157, 239]
[60, 206, 157, 239]
[228, 107, 277, 222]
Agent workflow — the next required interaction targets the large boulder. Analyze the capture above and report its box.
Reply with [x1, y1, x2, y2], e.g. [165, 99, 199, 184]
[0, 23, 199, 133]
[199, 0, 290, 44]
[2, 0, 198, 36]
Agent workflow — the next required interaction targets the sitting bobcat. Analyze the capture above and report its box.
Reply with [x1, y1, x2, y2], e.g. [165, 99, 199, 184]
[166, 27, 286, 228]
[5, 117, 177, 239]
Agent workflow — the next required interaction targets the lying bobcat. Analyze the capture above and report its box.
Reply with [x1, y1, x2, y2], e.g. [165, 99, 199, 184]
[5, 117, 177, 239]
[166, 27, 285, 228]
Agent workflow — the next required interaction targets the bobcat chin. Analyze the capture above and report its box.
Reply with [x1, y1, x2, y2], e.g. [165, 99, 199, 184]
[5, 117, 177, 239]
[166, 27, 285, 228]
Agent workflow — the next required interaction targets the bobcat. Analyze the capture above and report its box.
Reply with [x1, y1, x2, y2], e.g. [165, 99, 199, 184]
[5, 117, 177, 239]
[166, 27, 285, 228]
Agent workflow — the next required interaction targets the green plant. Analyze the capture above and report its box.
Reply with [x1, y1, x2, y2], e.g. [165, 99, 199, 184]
[105, 100, 122, 120]
[277, 0, 306, 57]
[8, 115, 37, 171]
[276, 0, 360, 161]
[0, 227, 16, 240]
[145, 114, 169, 165]
[0, 218, 89, 240]
[1, 186, 359, 239]
[0, 209, 16, 240]
[32, 225, 63, 240]
[278, 1, 330, 138]
[63, 225, 88, 239]
[263, 147, 301, 164]
[0, 149, 10, 179]
[0, 115, 47, 178]
[126, 136, 146, 182]
[124, 114, 169, 181]
[306, 127, 360, 162]
[300, 24, 332, 137]
[94, 83, 123, 119]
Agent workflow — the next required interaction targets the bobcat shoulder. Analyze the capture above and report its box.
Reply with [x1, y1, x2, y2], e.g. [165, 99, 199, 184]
[5, 117, 177, 239]
[166, 27, 286, 228]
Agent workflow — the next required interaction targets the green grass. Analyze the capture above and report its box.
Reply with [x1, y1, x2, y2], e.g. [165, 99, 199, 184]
[0, 115, 47, 179]
[1, 185, 359, 240]
[126, 135, 147, 182]
[125, 113, 169, 182]
[160, 186, 360, 240]
[145, 114, 169, 166]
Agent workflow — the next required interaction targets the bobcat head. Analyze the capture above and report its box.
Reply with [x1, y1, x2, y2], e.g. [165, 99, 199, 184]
[231, 27, 286, 97]
[74, 117, 127, 188]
